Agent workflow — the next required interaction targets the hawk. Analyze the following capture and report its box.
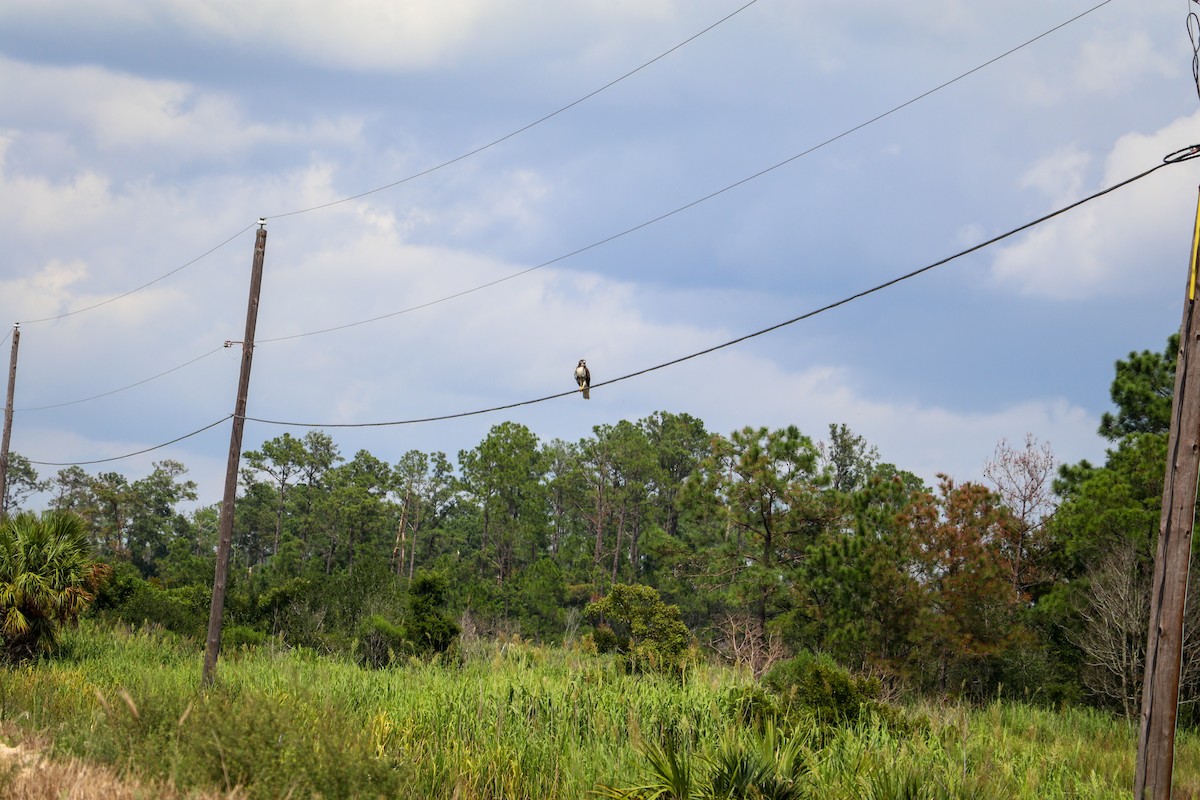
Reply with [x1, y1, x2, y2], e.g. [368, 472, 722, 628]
[574, 359, 591, 400]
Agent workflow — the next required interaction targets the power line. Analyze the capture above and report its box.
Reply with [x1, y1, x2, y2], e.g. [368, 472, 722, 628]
[27, 144, 1198, 459]
[257, 0, 1119, 345]
[15, 347, 226, 412]
[7, 2, 755, 342]
[1189, 0, 1200, 103]
[25, 415, 233, 467]
[19, 224, 257, 325]
[5, 3, 758, 353]
[265, 0, 761, 220]
[244, 144, 1198, 430]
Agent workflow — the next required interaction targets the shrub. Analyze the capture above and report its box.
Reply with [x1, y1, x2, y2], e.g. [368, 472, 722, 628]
[112, 582, 209, 638]
[356, 614, 404, 668]
[721, 684, 783, 729]
[223, 624, 266, 650]
[592, 623, 624, 655]
[585, 583, 691, 674]
[764, 650, 881, 724]
[404, 571, 459, 656]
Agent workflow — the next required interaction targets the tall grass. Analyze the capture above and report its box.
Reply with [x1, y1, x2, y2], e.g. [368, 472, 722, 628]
[0, 620, 1196, 799]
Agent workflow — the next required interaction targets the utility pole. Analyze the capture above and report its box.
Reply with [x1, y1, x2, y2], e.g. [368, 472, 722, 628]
[0, 324, 19, 518]
[1135, 187, 1200, 799]
[202, 220, 267, 688]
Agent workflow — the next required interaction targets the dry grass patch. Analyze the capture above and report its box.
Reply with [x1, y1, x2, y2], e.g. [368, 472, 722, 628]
[0, 730, 238, 800]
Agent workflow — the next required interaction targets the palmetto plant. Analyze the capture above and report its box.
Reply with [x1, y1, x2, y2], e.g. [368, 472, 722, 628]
[0, 511, 110, 661]
[598, 724, 810, 800]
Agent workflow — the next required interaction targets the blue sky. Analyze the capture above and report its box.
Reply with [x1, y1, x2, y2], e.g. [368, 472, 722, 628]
[0, 0, 1195, 505]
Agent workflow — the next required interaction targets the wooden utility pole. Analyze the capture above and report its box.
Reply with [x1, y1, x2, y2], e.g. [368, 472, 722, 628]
[0, 324, 19, 518]
[202, 221, 267, 688]
[1135, 187, 1200, 799]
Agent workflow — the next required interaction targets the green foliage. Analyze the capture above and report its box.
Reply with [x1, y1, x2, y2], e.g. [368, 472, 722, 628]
[458, 422, 548, 587]
[405, 571, 459, 656]
[764, 650, 881, 725]
[110, 580, 209, 638]
[1098, 333, 1177, 441]
[223, 624, 266, 650]
[7, 621, 1199, 799]
[597, 734, 696, 800]
[587, 583, 691, 673]
[593, 623, 624, 654]
[1, 453, 48, 517]
[357, 613, 405, 668]
[684, 425, 833, 642]
[15, 352, 1189, 720]
[0, 510, 110, 661]
[721, 684, 783, 729]
[797, 465, 925, 675]
[1037, 335, 1184, 713]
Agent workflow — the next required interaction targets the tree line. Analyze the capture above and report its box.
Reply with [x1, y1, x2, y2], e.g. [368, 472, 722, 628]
[3, 333, 1193, 716]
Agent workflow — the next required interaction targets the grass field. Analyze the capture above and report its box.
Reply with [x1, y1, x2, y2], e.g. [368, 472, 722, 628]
[1, 621, 1197, 799]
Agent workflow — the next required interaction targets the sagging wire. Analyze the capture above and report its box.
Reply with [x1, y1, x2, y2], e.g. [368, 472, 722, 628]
[257, 0, 1121, 345]
[1190, 0, 1200, 103]
[243, 145, 1198, 430]
[25, 415, 234, 467]
[265, 0, 761, 220]
[15, 347, 227, 412]
[18, 224, 257, 325]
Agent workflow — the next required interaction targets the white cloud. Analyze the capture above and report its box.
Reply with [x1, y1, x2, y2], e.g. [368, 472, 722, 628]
[1072, 31, 1176, 96]
[619, 351, 1103, 489]
[1018, 145, 1090, 206]
[0, 132, 114, 234]
[171, 0, 492, 70]
[0, 0, 1175, 509]
[988, 110, 1200, 299]
[0, 0, 694, 73]
[0, 56, 361, 160]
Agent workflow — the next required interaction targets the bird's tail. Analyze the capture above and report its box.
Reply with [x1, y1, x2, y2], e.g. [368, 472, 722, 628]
[582, 387, 590, 400]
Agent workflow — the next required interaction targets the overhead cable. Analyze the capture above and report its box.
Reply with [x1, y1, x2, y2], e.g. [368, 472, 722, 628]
[1189, 0, 1200, 103]
[15, 347, 226, 412]
[19, 224, 257, 325]
[258, 0, 1119, 345]
[7, 2, 756, 335]
[25, 415, 234, 467]
[265, 0, 761, 220]
[242, 144, 1199, 430]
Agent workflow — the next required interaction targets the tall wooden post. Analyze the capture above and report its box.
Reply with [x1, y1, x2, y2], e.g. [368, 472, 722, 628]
[202, 221, 267, 688]
[0, 324, 19, 518]
[1135, 187, 1200, 799]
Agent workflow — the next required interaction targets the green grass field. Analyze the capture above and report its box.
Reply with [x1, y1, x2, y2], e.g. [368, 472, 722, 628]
[1, 621, 1197, 799]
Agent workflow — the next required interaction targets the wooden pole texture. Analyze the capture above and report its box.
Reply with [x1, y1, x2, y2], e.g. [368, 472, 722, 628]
[0, 324, 19, 518]
[1135, 186, 1200, 799]
[202, 223, 267, 688]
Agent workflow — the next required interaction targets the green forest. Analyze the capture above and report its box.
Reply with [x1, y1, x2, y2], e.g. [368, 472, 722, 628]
[1, 332, 1199, 798]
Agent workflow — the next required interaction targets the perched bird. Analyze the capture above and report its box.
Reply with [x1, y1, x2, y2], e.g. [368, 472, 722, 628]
[574, 359, 591, 399]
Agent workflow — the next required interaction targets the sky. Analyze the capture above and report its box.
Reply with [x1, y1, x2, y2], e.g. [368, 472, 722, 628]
[0, 0, 1196, 507]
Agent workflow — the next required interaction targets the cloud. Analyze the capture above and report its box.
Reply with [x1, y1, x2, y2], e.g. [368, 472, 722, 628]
[987, 110, 1200, 299]
[0, 0, 692, 73]
[169, 0, 493, 71]
[609, 349, 1103, 489]
[1072, 31, 1176, 95]
[0, 132, 115, 234]
[0, 56, 361, 163]
[1, 160, 1108, 503]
